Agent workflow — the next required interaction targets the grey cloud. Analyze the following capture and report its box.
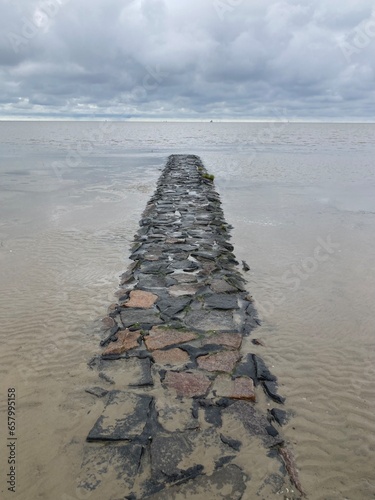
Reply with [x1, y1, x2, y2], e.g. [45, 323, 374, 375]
[0, 0, 374, 120]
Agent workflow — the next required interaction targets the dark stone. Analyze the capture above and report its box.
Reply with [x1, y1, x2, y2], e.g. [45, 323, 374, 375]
[204, 405, 222, 426]
[262, 381, 286, 404]
[99, 325, 120, 347]
[98, 372, 115, 385]
[220, 434, 242, 451]
[242, 260, 250, 271]
[215, 455, 236, 469]
[168, 259, 199, 272]
[148, 464, 248, 500]
[178, 343, 225, 360]
[269, 408, 289, 426]
[156, 296, 191, 319]
[129, 358, 153, 387]
[150, 433, 194, 483]
[138, 262, 173, 274]
[87, 391, 153, 441]
[79, 442, 143, 493]
[234, 353, 258, 383]
[224, 400, 283, 448]
[137, 274, 174, 289]
[204, 293, 239, 310]
[190, 250, 218, 260]
[226, 277, 247, 292]
[85, 387, 109, 398]
[265, 425, 279, 437]
[253, 355, 277, 382]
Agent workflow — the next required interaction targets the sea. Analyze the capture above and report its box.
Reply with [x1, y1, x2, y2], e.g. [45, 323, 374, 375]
[0, 121, 374, 499]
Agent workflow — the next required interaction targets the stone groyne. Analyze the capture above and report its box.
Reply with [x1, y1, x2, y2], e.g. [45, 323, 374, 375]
[80, 155, 303, 499]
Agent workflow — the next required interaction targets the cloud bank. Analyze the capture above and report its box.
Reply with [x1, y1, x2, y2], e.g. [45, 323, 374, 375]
[0, 0, 374, 120]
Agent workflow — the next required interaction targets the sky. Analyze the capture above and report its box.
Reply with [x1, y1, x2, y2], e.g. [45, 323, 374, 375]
[0, 0, 374, 121]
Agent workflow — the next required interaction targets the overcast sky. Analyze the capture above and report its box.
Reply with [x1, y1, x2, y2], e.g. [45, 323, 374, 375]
[0, 0, 374, 121]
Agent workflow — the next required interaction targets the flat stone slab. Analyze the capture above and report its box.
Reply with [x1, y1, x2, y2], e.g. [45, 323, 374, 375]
[124, 290, 158, 308]
[87, 391, 152, 441]
[210, 279, 238, 294]
[85, 387, 108, 398]
[153, 348, 190, 367]
[204, 293, 239, 310]
[155, 398, 198, 432]
[79, 442, 143, 493]
[145, 326, 198, 351]
[164, 370, 212, 397]
[172, 273, 198, 283]
[184, 308, 237, 332]
[102, 329, 141, 355]
[212, 375, 256, 401]
[99, 357, 153, 387]
[222, 400, 283, 447]
[197, 351, 241, 373]
[168, 284, 201, 297]
[149, 464, 248, 500]
[150, 428, 230, 485]
[120, 308, 163, 328]
[156, 296, 191, 318]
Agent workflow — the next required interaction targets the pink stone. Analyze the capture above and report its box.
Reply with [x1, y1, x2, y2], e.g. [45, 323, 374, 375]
[102, 329, 140, 355]
[205, 333, 242, 349]
[212, 375, 256, 401]
[164, 371, 211, 397]
[145, 327, 198, 351]
[197, 351, 241, 373]
[124, 290, 158, 309]
[152, 348, 190, 366]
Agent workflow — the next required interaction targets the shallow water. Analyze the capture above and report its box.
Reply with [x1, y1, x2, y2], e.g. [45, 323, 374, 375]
[0, 121, 374, 499]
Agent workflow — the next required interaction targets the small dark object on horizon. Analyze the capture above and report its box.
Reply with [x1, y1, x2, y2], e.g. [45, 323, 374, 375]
[242, 260, 250, 271]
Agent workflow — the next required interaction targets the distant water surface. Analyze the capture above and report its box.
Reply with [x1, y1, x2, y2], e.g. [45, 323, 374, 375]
[0, 121, 374, 499]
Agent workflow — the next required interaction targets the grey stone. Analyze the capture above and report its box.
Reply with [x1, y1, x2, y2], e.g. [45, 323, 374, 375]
[85, 387, 109, 398]
[79, 442, 143, 493]
[191, 250, 218, 260]
[87, 391, 152, 441]
[156, 296, 191, 319]
[129, 358, 153, 387]
[184, 308, 237, 332]
[210, 279, 238, 293]
[204, 293, 239, 310]
[139, 262, 173, 274]
[223, 400, 283, 447]
[269, 408, 289, 426]
[168, 259, 199, 271]
[148, 464, 247, 500]
[253, 355, 277, 382]
[262, 381, 286, 404]
[234, 353, 258, 383]
[120, 308, 163, 328]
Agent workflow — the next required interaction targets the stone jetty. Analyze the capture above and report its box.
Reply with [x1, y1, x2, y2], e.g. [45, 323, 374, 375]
[80, 155, 302, 499]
